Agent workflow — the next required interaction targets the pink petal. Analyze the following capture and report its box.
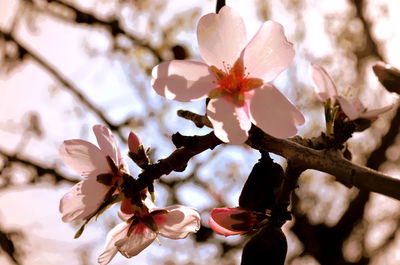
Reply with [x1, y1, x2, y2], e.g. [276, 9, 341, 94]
[208, 207, 249, 236]
[93, 125, 121, 167]
[155, 205, 201, 239]
[128, 131, 141, 154]
[59, 178, 110, 222]
[337, 96, 364, 120]
[206, 98, 251, 144]
[361, 104, 393, 120]
[310, 64, 338, 102]
[115, 223, 157, 258]
[241, 21, 294, 82]
[197, 6, 247, 69]
[248, 84, 305, 138]
[151, 60, 216, 102]
[98, 222, 129, 265]
[59, 139, 109, 177]
[209, 217, 244, 237]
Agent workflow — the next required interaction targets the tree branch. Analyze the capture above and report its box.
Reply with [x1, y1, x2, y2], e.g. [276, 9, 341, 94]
[24, 0, 162, 62]
[0, 148, 76, 184]
[351, 0, 384, 61]
[246, 127, 400, 200]
[0, 30, 128, 140]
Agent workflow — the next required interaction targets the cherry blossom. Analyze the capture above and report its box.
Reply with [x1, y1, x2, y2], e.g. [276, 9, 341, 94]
[152, 6, 304, 144]
[208, 207, 257, 237]
[98, 203, 201, 265]
[310, 63, 393, 121]
[59, 125, 137, 223]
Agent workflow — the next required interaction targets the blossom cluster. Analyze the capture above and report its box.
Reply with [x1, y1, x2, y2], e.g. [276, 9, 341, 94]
[58, 5, 394, 264]
[60, 125, 200, 264]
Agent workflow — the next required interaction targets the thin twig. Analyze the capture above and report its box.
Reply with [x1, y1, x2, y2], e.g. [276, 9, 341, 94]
[177, 110, 212, 128]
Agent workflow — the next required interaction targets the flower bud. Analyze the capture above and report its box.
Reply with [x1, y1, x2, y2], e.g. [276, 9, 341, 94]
[373, 62, 400, 94]
[241, 224, 287, 265]
[128, 131, 141, 154]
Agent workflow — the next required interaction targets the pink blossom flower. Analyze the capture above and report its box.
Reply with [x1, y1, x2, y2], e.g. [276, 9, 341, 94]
[59, 125, 135, 223]
[98, 204, 201, 265]
[151, 6, 304, 144]
[310, 63, 393, 121]
[208, 207, 257, 237]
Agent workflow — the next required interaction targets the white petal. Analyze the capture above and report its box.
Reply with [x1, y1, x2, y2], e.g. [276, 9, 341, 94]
[59, 139, 109, 177]
[361, 104, 394, 120]
[59, 179, 110, 222]
[92, 125, 121, 167]
[337, 96, 363, 120]
[98, 222, 129, 265]
[156, 205, 201, 239]
[197, 6, 247, 69]
[151, 60, 215, 102]
[310, 64, 338, 102]
[242, 21, 294, 82]
[206, 98, 251, 144]
[115, 223, 157, 258]
[248, 84, 305, 138]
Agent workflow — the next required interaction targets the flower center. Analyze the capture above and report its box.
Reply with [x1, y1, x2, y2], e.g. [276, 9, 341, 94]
[209, 59, 263, 106]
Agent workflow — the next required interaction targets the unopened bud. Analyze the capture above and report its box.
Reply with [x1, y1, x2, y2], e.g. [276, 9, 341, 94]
[128, 132, 150, 167]
[241, 224, 287, 265]
[128, 131, 141, 154]
[372, 62, 400, 94]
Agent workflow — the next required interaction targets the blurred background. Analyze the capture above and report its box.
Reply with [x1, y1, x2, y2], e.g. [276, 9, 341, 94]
[0, 0, 400, 264]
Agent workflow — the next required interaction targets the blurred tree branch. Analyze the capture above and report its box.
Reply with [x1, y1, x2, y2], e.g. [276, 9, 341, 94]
[0, 228, 21, 265]
[351, 0, 384, 61]
[21, 0, 163, 63]
[0, 29, 132, 140]
[0, 148, 76, 185]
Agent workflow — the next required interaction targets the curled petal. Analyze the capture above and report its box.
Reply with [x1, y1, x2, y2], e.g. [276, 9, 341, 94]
[207, 98, 251, 144]
[209, 207, 250, 236]
[310, 64, 338, 102]
[59, 178, 110, 222]
[361, 104, 394, 120]
[242, 21, 294, 82]
[93, 125, 121, 167]
[155, 205, 201, 239]
[59, 139, 109, 177]
[115, 223, 157, 258]
[98, 222, 129, 265]
[197, 6, 247, 69]
[151, 60, 215, 102]
[248, 84, 305, 138]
